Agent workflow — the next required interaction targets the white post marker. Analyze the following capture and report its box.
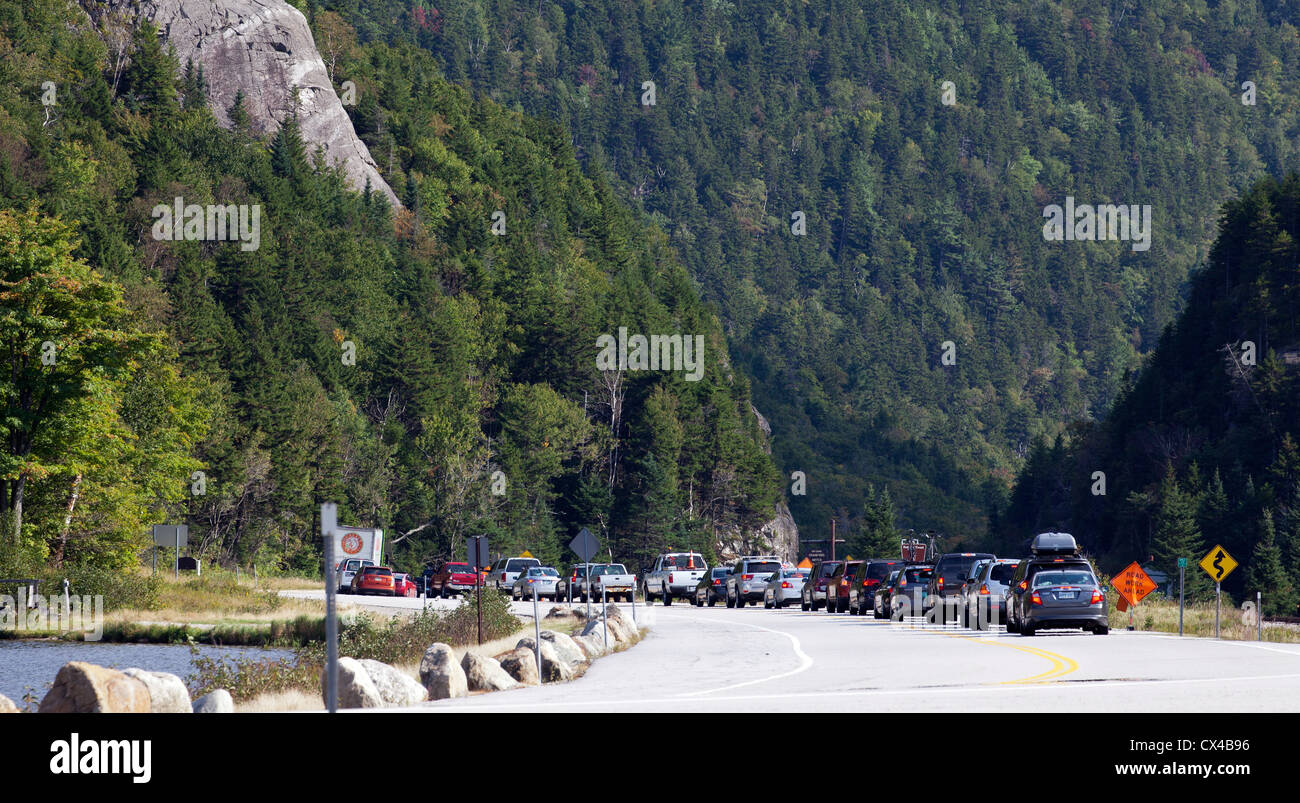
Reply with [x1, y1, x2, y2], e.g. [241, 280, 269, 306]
[321, 502, 339, 713]
[532, 583, 542, 683]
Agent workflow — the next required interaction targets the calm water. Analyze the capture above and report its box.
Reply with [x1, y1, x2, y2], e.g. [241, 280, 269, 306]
[0, 641, 295, 708]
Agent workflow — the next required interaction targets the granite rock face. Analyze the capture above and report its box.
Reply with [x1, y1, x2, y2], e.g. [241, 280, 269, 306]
[86, 0, 398, 206]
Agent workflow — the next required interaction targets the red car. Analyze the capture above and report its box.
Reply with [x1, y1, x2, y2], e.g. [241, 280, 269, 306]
[825, 560, 863, 613]
[428, 561, 483, 598]
[393, 572, 418, 598]
[350, 566, 396, 596]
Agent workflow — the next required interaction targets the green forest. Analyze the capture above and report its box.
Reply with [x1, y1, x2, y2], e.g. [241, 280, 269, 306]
[0, 0, 781, 583]
[315, 0, 1300, 544]
[2, 0, 1300, 603]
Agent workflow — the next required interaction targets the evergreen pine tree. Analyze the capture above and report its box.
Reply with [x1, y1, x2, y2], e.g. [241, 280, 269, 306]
[1150, 466, 1212, 600]
[1246, 509, 1295, 616]
[120, 21, 179, 118]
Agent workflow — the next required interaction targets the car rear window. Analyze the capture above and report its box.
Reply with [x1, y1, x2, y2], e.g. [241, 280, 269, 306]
[662, 554, 706, 569]
[746, 561, 781, 574]
[866, 562, 899, 580]
[1033, 571, 1094, 587]
[711, 568, 731, 578]
[989, 564, 1017, 583]
[902, 567, 933, 583]
[445, 563, 470, 573]
[936, 554, 994, 584]
[363, 567, 392, 576]
[843, 562, 863, 578]
[817, 562, 842, 578]
[506, 559, 541, 572]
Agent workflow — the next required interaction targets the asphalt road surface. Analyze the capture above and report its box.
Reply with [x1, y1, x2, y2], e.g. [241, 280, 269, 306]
[283, 591, 1300, 711]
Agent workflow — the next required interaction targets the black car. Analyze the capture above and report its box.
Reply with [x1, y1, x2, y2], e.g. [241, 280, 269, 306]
[692, 567, 732, 606]
[925, 551, 996, 623]
[847, 559, 904, 616]
[1005, 532, 1101, 633]
[873, 569, 903, 618]
[889, 564, 935, 619]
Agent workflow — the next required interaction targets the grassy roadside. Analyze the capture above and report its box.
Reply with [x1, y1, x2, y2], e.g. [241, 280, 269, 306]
[1107, 596, 1300, 643]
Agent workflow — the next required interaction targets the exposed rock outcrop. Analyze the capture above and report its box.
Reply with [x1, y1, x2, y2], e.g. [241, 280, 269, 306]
[85, 0, 398, 205]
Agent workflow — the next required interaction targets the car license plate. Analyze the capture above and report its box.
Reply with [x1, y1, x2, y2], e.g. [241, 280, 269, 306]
[1057, 591, 1077, 600]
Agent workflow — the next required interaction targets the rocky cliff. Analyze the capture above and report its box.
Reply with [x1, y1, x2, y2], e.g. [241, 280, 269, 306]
[86, 0, 399, 206]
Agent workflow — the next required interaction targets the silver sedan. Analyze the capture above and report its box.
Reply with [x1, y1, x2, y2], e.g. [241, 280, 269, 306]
[512, 567, 561, 601]
[763, 568, 809, 608]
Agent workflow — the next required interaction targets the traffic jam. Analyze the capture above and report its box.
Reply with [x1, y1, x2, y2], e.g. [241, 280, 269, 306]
[674, 531, 1110, 636]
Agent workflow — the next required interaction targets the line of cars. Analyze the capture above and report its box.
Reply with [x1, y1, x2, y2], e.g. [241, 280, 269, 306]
[681, 533, 1109, 637]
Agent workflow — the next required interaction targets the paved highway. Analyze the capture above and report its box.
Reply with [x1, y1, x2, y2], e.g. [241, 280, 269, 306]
[282, 591, 1300, 711]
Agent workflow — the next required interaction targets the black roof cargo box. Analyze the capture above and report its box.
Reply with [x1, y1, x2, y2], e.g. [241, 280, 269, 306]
[1030, 532, 1078, 556]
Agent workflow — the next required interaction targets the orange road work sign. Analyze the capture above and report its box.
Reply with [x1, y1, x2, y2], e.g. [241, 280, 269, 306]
[1111, 562, 1157, 607]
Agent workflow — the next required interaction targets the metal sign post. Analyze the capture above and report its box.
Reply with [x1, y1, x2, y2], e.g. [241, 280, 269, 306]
[321, 503, 339, 714]
[602, 583, 609, 651]
[467, 536, 488, 645]
[1257, 591, 1263, 641]
[1215, 582, 1221, 639]
[1178, 558, 1186, 637]
[569, 528, 600, 622]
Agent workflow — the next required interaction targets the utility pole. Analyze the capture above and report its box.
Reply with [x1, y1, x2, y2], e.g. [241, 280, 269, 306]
[830, 519, 836, 561]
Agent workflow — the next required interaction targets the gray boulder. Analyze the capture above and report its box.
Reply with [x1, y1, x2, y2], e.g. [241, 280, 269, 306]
[495, 647, 540, 686]
[38, 662, 150, 713]
[321, 656, 383, 709]
[123, 668, 192, 713]
[192, 689, 234, 713]
[515, 637, 573, 682]
[461, 652, 519, 692]
[573, 633, 607, 660]
[0, 693, 20, 713]
[357, 659, 426, 707]
[418, 644, 467, 700]
[539, 630, 587, 669]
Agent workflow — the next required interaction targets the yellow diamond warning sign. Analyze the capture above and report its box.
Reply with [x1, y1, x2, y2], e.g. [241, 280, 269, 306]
[1199, 545, 1238, 584]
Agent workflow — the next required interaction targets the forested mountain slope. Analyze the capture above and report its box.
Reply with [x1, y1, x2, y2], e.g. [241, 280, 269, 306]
[319, 0, 1300, 541]
[0, 0, 781, 577]
[998, 174, 1300, 612]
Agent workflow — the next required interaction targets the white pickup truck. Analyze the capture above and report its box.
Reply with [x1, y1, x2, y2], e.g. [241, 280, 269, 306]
[643, 552, 708, 606]
[581, 564, 636, 603]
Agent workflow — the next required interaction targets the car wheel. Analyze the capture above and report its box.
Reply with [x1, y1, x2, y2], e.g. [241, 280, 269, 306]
[440, 585, 448, 599]
[801, 597, 810, 611]
[663, 589, 672, 606]
[1094, 624, 1109, 635]
[708, 595, 717, 607]
[777, 597, 785, 609]
[1021, 622, 1035, 637]
[726, 592, 735, 608]
[826, 599, 837, 613]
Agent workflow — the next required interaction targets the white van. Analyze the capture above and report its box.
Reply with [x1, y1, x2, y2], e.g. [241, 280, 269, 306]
[488, 556, 542, 594]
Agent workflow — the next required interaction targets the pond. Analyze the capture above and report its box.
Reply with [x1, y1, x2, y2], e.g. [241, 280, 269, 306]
[0, 640, 295, 709]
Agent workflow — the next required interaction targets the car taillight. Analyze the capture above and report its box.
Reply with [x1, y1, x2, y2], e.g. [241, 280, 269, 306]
[712, 579, 721, 585]
[782, 581, 792, 588]
[669, 573, 674, 583]
[979, 584, 990, 595]
[1090, 589, 1104, 604]
[501, 573, 507, 581]
[899, 578, 907, 587]
[937, 577, 944, 590]
[1031, 592, 1042, 605]
[1018, 580, 1028, 590]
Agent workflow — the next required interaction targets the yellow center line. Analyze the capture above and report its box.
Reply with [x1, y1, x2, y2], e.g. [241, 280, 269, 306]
[920, 628, 1080, 684]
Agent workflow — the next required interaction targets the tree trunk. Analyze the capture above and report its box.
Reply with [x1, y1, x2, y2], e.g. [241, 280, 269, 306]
[53, 473, 82, 567]
[10, 473, 25, 542]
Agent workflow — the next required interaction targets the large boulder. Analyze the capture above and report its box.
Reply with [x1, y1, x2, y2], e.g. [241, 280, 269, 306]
[358, 659, 426, 707]
[539, 630, 587, 669]
[192, 689, 234, 713]
[582, 617, 626, 646]
[495, 647, 540, 686]
[461, 652, 519, 692]
[515, 638, 573, 682]
[321, 656, 383, 709]
[38, 662, 150, 713]
[418, 644, 467, 700]
[0, 693, 20, 713]
[123, 669, 192, 714]
[573, 633, 607, 660]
